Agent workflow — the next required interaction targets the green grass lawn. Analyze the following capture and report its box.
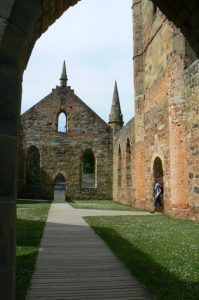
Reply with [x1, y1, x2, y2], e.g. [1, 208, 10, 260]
[85, 215, 199, 300]
[71, 199, 137, 211]
[16, 199, 51, 300]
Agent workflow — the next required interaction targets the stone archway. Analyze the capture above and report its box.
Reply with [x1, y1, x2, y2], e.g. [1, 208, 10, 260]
[0, 1, 80, 299]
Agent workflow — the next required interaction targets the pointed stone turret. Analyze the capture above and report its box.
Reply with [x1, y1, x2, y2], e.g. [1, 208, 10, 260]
[60, 61, 68, 87]
[109, 81, 124, 133]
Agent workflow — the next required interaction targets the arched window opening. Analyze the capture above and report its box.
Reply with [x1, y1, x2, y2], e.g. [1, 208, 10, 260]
[126, 138, 132, 188]
[58, 112, 67, 133]
[81, 150, 95, 188]
[153, 157, 164, 208]
[118, 145, 122, 188]
[26, 146, 40, 185]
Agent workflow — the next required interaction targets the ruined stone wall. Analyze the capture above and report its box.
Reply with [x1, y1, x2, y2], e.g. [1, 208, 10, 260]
[18, 85, 113, 200]
[184, 60, 199, 219]
[113, 118, 135, 206]
[131, 0, 177, 211]
[142, 1, 199, 218]
[133, 0, 146, 208]
[1, 0, 199, 299]
[113, 0, 199, 219]
[142, 3, 174, 211]
[18, 0, 199, 218]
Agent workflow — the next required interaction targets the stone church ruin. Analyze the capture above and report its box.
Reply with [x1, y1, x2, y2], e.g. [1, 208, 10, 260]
[18, 1, 199, 223]
[1, 0, 199, 298]
[18, 62, 113, 201]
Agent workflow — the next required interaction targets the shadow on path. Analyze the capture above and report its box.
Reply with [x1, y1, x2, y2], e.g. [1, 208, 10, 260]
[87, 223, 199, 300]
[26, 201, 153, 300]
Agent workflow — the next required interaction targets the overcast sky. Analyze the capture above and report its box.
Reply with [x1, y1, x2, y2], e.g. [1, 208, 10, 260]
[22, 0, 134, 124]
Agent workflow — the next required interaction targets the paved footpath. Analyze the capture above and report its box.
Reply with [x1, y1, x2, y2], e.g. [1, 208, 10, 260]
[26, 201, 154, 300]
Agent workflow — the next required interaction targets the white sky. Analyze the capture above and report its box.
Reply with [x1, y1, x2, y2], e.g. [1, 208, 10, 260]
[22, 0, 134, 124]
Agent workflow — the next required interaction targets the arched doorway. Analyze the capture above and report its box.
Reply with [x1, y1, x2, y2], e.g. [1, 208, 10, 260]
[54, 174, 66, 202]
[153, 157, 164, 210]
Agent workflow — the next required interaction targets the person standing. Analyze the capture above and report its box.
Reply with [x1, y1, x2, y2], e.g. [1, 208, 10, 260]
[151, 181, 162, 213]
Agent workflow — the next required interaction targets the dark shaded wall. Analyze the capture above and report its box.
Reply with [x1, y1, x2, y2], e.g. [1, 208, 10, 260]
[0, 1, 80, 299]
[150, 0, 199, 56]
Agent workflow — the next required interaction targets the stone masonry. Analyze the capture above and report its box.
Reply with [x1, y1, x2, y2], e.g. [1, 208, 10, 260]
[1, 0, 199, 298]
[18, 0, 199, 221]
[18, 63, 113, 200]
[112, 0, 199, 221]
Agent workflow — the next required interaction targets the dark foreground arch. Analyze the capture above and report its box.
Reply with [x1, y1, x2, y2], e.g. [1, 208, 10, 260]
[0, 1, 79, 299]
[149, 0, 199, 56]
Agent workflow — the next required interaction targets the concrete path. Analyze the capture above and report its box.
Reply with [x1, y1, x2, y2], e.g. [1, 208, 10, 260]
[26, 201, 154, 300]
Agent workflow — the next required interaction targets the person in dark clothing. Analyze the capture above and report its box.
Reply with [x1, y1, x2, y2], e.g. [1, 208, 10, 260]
[151, 181, 162, 213]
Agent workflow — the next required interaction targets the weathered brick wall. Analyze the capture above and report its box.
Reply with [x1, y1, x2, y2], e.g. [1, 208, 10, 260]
[18, 85, 113, 200]
[184, 60, 199, 219]
[166, 53, 190, 217]
[131, 0, 176, 211]
[133, 0, 146, 209]
[114, 0, 199, 219]
[143, 72, 170, 211]
[142, 3, 174, 211]
[141, 1, 199, 219]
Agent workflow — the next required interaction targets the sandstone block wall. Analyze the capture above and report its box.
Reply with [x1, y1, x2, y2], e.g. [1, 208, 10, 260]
[184, 60, 199, 217]
[113, 0, 199, 219]
[132, 0, 176, 211]
[113, 118, 135, 206]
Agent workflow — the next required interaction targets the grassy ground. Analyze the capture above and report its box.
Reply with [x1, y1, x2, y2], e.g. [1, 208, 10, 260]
[16, 199, 51, 300]
[85, 215, 199, 300]
[71, 199, 137, 211]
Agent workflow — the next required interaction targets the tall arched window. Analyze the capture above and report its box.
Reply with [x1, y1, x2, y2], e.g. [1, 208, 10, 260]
[58, 112, 67, 132]
[126, 138, 132, 188]
[118, 145, 122, 188]
[26, 146, 40, 185]
[81, 150, 95, 188]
